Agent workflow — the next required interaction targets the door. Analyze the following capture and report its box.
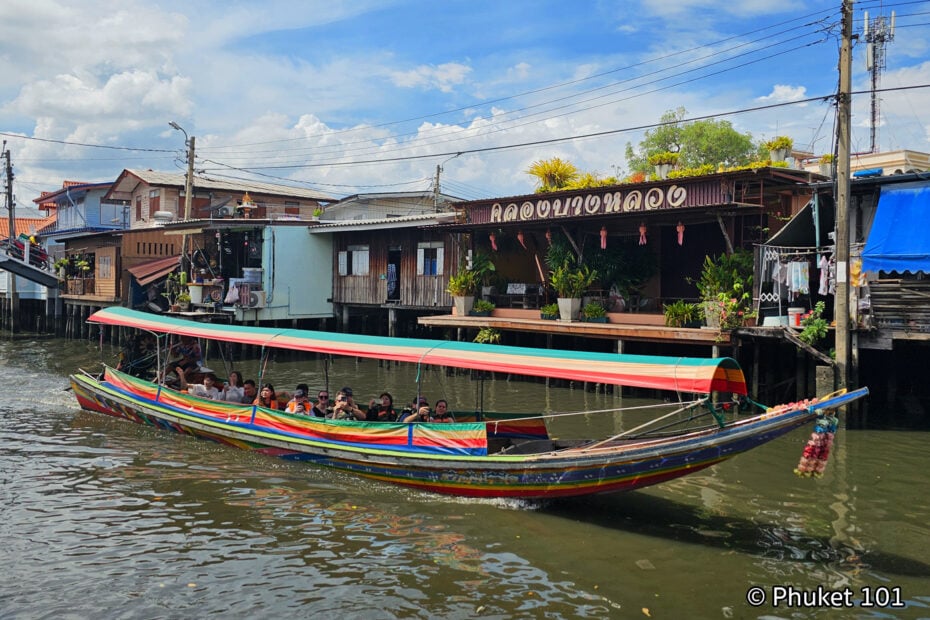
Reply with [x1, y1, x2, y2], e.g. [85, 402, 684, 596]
[387, 248, 401, 301]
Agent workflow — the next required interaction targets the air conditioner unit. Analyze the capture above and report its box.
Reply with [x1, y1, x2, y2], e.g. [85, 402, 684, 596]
[243, 290, 266, 308]
[216, 205, 233, 217]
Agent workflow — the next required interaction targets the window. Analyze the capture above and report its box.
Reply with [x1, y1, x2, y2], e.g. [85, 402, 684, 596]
[284, 200, 300, 216]
[338, 244, 370, 276]
[99, 255, 112, 279]
[416, 241, 444, 276]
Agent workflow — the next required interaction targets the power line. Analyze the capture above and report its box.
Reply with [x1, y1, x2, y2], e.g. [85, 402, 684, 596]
[199, 83, 930, 173]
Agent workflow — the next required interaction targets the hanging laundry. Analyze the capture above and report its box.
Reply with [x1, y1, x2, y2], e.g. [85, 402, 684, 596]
[818, 255, 830, 296]
[788, 261, 810, 296]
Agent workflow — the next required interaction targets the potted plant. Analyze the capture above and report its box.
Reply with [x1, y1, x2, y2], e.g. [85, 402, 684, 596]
[447, 269, 477, 316]
[161, 272, 183, 311]
[471, 251, 497, 297]
[540, 302, 560, 320]
[818, 153, 834, 176]
[764, 136, 793, 162]
[648, 151, 680, 179]
[470, 298, 495, 317]
[550, 262, 597, 321]
[53, 257, 70, 279]
[176, 291, 192, 311]
[692, 251, 754, 329]
[663, 300, 700, 328]
[581, 301, 608, 323]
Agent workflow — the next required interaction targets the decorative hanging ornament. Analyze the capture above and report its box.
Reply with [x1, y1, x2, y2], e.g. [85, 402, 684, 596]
[676, 221, 685, 246]
[489, 231, 498, 251]
[517, 230, 526, 249]
[545, 229, 552, 246]
[639, 222, 647, 246]
[600, 226, 607, 250]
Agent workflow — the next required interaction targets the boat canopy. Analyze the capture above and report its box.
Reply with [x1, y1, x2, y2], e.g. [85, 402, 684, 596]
[88, 307, 748, 395]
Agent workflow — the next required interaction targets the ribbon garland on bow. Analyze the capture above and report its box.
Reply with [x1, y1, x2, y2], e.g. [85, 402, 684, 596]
[794, 412, 839, 478]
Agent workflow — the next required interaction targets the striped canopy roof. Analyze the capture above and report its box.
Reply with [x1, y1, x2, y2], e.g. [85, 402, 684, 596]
[88, 307, 747, 395]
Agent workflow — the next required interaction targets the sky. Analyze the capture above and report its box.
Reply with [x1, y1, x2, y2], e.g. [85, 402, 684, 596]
[2, 0, 930, 213]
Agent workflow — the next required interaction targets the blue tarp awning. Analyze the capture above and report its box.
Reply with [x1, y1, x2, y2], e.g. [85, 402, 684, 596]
[862, 184, 930, 274]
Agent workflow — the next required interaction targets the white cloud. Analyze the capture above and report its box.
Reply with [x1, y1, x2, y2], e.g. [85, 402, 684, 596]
[389, 62, 472, 93]
[756, 85, 808, 104]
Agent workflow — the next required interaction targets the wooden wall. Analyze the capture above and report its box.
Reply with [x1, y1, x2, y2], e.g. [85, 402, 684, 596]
[333, 229, 459, 308]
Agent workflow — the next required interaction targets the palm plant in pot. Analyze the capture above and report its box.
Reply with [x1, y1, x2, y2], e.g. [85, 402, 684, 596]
[446, 269, 477, 316]
[550, 262, 597, 321]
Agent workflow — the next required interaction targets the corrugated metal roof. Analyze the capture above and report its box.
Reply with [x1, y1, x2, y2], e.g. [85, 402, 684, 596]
[113, 169, 335, 202]
[308, 212, 457, 233]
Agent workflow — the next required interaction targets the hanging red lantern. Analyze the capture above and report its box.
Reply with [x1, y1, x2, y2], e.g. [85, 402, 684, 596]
[676, 221, 685, 246]
[639, 222, 647, 246]
[545, 229, 552, 246]
[600, 226, 607, 250]
[517, 230, 526, 249]
[489, 231, 497, 251]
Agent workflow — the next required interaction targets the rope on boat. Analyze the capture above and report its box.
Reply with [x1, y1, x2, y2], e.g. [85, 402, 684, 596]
[487, 398, 709, 437]
[573, 398, 711, 452]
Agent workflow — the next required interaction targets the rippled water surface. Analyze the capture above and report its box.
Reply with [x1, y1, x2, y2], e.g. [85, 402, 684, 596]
[2, 336, 929, 619]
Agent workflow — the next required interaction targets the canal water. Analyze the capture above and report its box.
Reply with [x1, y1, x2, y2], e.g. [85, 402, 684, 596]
[2, 336, 929, 619]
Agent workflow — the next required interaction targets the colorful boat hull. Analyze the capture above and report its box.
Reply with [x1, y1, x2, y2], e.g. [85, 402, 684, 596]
[70, 367, 868, 499]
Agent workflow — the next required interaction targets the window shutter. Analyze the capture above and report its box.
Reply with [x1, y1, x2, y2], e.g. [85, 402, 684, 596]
[435, 247, 444, 275]
[416, 248, 425, 275]
[338, 251, 347, 276]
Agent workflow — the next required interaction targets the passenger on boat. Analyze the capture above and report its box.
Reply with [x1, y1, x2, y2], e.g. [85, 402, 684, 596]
[310, 390, 330, 418]
[431, 399, 454, 423]
[178, 368, 221, 400]
[220, 370, 245, 403]
[332, 389, 365, 420]
[169, 336, 202, 374]
[254, 383, 278, 409]
[285, 384, 312, 415]
[241, 379, 258, 404]
[366, 392, 397, 422]
[401, 405, 431, 423]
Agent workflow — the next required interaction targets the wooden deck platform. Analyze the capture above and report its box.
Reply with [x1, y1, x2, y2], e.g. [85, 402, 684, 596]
[417, 311, 730, 348]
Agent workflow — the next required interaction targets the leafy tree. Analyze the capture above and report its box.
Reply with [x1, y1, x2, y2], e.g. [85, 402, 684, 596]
[625, 107, 756, 175]
[526, 157, 579, 192]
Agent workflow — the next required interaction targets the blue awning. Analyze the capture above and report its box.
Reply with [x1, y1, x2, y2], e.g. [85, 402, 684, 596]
[862, 184, 930, 274]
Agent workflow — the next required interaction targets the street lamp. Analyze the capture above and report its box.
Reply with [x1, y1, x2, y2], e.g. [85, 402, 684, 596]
[168, 121, 195, 220]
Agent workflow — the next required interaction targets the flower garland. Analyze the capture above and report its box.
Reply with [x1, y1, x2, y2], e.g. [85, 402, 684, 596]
[794, 413, 839, 477]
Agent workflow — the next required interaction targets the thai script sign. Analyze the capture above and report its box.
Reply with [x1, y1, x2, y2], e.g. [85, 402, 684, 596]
[474, 183, 715, 225]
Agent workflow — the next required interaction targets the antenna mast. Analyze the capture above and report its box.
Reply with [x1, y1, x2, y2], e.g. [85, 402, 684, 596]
[863, 8, 896, 153]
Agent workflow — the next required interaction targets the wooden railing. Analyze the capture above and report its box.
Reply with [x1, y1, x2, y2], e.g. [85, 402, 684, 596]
[66, 278, 96, 295]
[867, 279, 930, 332]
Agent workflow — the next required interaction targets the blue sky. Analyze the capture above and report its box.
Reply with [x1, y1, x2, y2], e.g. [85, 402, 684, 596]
[2, 0, 929, 209]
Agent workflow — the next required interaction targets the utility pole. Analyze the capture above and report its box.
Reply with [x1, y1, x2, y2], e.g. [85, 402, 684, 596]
[3, 143, 13, 243]
[3, 142, 18, 329]
[184, 135, 196, 219]
[835, 0, 853, 392]
[433, 164, 442, 212]
[169, 122, 195, 219]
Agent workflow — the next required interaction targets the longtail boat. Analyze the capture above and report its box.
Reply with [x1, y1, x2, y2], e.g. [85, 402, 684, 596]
[70, 307, 868, 499]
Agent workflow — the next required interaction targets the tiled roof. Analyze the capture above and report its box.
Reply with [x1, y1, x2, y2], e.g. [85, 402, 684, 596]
[0, 215, 57, 238]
